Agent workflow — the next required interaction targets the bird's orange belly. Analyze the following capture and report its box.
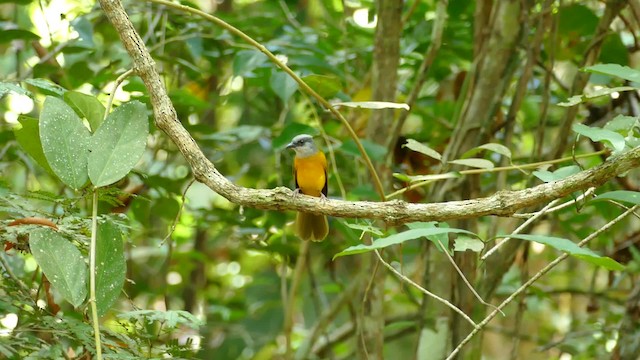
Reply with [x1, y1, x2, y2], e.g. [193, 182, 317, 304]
[295, 155, 326, 197]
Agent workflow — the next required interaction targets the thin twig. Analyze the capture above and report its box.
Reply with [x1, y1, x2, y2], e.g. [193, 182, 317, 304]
[512, 187, 596, 219]
[446, 205, 639, 360]
[436, 239, 503, 315]
[161, 177, 195, 245]
[373, 249, 478, 328]
[481, 199, 559, 260]
[105, 69, 135, 118]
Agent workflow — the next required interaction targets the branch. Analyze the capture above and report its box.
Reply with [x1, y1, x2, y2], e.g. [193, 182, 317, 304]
[98, 0, 640, 225]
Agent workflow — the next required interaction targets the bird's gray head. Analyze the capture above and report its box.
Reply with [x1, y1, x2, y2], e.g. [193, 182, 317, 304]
[286, 134, 318, 158]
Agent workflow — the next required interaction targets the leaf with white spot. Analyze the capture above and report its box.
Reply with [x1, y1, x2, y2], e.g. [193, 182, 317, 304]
[95, 220, 126, 316]
[461, 143, 512, 160]
[332, 101, 410, 110]
[40, 96, 91, 190]
[403, 139, 442, 161]
[88, 101, 148, 187]
[448, 158, 495, 169]
[30, 228, 87, 307]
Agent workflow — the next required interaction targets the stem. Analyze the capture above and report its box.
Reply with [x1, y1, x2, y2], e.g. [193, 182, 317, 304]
[90, 188, 103, 360]
[373, 249, 478, 328]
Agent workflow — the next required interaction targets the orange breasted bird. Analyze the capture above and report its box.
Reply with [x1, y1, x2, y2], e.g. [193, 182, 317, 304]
[286, 134, 329, 242]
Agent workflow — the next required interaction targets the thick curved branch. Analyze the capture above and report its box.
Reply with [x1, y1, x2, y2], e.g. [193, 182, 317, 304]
[98, 0, 640, 225]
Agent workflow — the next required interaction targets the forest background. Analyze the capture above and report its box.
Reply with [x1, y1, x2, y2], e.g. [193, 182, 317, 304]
[2, 0, 640, 359]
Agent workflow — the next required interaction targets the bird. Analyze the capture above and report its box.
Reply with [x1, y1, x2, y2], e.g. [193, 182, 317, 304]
[286, 134, 329, 241]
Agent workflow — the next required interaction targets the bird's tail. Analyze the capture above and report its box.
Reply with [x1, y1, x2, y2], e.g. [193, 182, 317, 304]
[295, 212, 328, 241]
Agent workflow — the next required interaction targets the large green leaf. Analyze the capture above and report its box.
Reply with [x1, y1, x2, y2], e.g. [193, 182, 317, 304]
[0, 81, 32, 99]
[25, 78, 66, 96]
[533, 165, 581, 183]
[584, 64, 640, 83]
[334, 226, 477, 259]
[270, 70, 298, 102]
[14, 116, 54, 174]
[63, 91, 106, 132]
[39, 96, 91, 190]
[0, 29, 39, 44]
[302, 74, 342, 98]
[232, 50, 268, 76]
[88, 101, 148, 187]
[95, 220, 126, 316]
[30, 228, 87, 307]
[506, 234, 624, 271]
[591, 190, 640, 205]
[573, 123, 625, 153]
[339, 139, 387, 161]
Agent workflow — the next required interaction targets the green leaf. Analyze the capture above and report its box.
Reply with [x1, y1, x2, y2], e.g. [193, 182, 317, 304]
[573, 255, 626, 271]
[40, 96, 91, 190]
[232, 50, 268, 76]
[583, 64, 640, 83]
[302, 74, 342, 98]
[334, 226, 477, 259]
[401, 172, 460, 183]
[88, 101, 148, 187]
[592, 190, 640, 205]
[557, 86, 635, 107]
[573, 123, 625, 153]
[95, 220, 126, 316]
[270, 70, 298, 102]
[25, 78, 66, 96]
[118, 310, 204, 330]
[599, 34, 628, 66]
[0, 0, 34, 4]
[0, 29, 39, 44]
[406, 222, 449, 250]
[30, 228, 87, 307]
[63, 91, 106, 132]
[0, 81, 32, 99]
[340, 139, 387, 161]
[461, 143, 512, 160]
[403, 139, 442, 161]
[448, 158, 494, 169]
[604, 115, 638, 133]
[345, 223, 384, 237]
[505, 234, 624, 271]
[454, 237, 485, 252]
[532, 165, 580, 183]
[14, 116, 54, 174]
[333, 101, 410, 110]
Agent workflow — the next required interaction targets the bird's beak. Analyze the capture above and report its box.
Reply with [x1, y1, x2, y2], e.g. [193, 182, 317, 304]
[286, 142, 295, 149]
